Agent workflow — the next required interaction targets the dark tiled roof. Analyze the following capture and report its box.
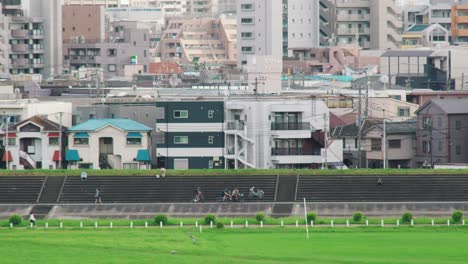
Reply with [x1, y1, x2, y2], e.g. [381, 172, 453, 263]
[10, 115, 65, 131]
[331, 119, 382, 137]
[417, 98, 468, 114]
[369, 120, 417, 134]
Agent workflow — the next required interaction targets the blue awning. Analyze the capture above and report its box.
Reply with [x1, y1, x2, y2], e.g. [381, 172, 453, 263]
[74, 132, 90, 138]
[136, 149, 151, 162]
[127, 132, 143, 138]
[65, 149, 80, 162]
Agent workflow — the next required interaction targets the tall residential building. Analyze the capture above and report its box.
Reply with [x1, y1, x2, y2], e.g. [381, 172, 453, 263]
[319, 0, 336, 47]
[237, 0, 282, 67]
[452, 3, 468, 43]
[237, 0, 282, 94]
[332, 0, 402, 50]
[157, 17, 237, 64]
[0, 0, 62, 77]
[282, 0, 320, 57]
[62, 5, 106, 43]
[62, 0, 125, 7]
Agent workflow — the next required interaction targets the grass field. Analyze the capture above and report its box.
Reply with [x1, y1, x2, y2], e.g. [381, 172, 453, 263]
[1, 227, 468, 264]
[1, 168, 468, 177]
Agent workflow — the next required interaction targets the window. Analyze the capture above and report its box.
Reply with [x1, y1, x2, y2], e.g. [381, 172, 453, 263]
[388, 139, 401, 149]
[173, 110, 188, 119]
[371, 139, 381, 151]
[438, 141, 443, 152]
[398, 107, 410, 117]
[241, 32, 253, 39]
[456, 145, 462, 155]
[423, 117, 432, 128]
[107, 49, 117, 57]
[108, 64, 116, 72]
[208, 160, 214, 169]
[49, 137, 59, 145]
[423, 141, 431, 153]
[123, 163, 138, 169]
[208, 110, 214, 119]
[78, 163, 93, 169]
[355, 138, 358, 149]
[74, 138, 89, 145]
[7, 138, 16, 146]
[456, 120, 462, 130]
[208, 136, 214, 144]
[126, 138, 141, 145]
[174, 136, 188, 144]
[343, 138, 346, 148]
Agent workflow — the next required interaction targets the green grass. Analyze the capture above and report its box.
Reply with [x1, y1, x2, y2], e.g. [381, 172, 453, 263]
[1, 228, 468, 263]
[1, 168, 468, 177]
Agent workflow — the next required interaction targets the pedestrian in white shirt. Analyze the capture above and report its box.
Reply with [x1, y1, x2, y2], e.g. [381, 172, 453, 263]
[29, 213, 36, 226]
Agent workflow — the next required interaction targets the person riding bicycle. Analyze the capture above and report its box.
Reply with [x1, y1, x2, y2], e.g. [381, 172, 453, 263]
[232, 188, 241, 201]
[193, 187, 203, 202]
[223, 188, 231, 202]
[249, 186, 256, 196]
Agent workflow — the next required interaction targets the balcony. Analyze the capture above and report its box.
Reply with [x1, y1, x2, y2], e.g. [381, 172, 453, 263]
[271, 148, 324, 164]
[337, 14, 370, 21]
[11, 29, 28, 38]
[271, 148, 320, 156]
[11, 58, 30, 68]
[337, 28, 370, 35]
[11, 44, 28, 52]
[226, 121, 245, 131]
[271, 122, 310, 131]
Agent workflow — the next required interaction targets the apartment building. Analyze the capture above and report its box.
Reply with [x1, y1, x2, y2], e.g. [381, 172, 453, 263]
[64, 20, 151, 79]
[330, 0, 402, 50]
[225, 97, 343, 169]
[415, 99, 468, 167]
[62, 0, 125, 7]
[237, 0, 282, 67]
[283, 0, 320, 58]
[237, 0, 282, 94]
[0, 0, 62, 77]
[452, 4, 468, 43]
[155, 101, 225, 170]
[158, 17, 236, 64]
[62, 5, 106, 43]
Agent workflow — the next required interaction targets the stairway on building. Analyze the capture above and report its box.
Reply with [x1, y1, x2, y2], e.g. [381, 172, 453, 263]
[271, 176, 298, 218]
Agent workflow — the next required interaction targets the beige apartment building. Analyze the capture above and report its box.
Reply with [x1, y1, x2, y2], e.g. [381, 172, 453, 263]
[333, 0, 402, 49]
[157, 17, 236, 64]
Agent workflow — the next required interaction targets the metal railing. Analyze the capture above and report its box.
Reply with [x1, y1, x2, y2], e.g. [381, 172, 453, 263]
[271, 122, 310, 131]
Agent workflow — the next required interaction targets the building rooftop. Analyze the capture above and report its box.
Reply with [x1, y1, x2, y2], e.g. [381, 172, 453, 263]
[406, 24, 430, 32]
[68, 119, 152, 132]
[370, 120, 417, 134]
[417, 98, 468, 114]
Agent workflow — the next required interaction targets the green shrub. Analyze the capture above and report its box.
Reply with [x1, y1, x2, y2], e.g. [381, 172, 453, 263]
[255, 212, 265, 223]
[353, 212, 364, 222]
[204, 214, 216, 224]
[401, 212, 413, 224]
[307, 212, 317, 223]
[9, 214, 22, 226]
[452, 210, 464, 224]
[216, 222, 224, 229]
[154, 214, 168, 225]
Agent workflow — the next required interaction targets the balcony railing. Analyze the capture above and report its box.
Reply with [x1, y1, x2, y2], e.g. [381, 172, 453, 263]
[226, 121, 244, 131]
[271, 148, 320, 156]
[271, 122, 310, 131]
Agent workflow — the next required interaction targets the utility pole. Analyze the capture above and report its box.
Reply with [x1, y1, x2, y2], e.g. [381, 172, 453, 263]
[357, 83, 363, 168]
[4, 114, 8, 170]
[323, 113, 328, 169]
[382, 110, 387, 169]
[429, 123, 433, 169]
[252, 76, 266, 96]
[365, 74, 370, 119]
[58, 112, 63, 169]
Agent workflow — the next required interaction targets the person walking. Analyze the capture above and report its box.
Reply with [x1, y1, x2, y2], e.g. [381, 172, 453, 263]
[95, 188, 102, 204]
[80, 171, 87, 182]
[29, 213, 36, 226]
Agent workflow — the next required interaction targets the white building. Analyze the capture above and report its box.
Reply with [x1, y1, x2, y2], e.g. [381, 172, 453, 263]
[283, 0, 320, 57]
[237, 0, 283, 94]
[66, 119, 152, 170]
[3, 115, 65, 170]
[225, 97, 343, 169]
[0, 99, 72, 128]
[23, 0, 63, 77]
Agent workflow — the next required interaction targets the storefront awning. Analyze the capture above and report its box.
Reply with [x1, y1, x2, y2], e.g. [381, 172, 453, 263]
[65, 149, 80, 162]
[126, 132, 143, 138]
[136, 149, 151, 162]
[2, 151, 12, 162]
[74, 132, 89, 138]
